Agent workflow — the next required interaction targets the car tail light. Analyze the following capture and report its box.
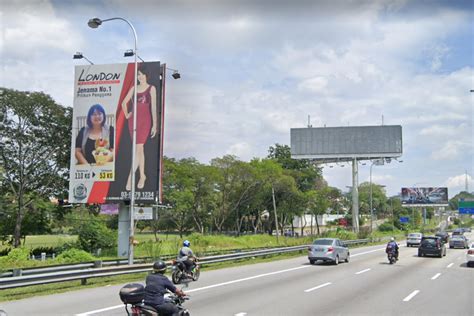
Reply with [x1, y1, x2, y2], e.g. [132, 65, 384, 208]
[327, 247, 334, 252]
[468, 250, 474, 255]
[308, 247, 312, 251]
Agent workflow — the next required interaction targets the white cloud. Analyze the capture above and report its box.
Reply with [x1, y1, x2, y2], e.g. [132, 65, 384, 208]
[445, 173, 473, 194]
[226, 142, 252, 160]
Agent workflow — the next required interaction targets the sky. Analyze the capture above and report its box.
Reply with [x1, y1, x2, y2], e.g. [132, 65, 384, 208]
[1, 0, 473, 198]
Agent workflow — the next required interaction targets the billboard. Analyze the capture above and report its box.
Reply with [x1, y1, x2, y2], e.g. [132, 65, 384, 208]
[401, 187, 448, 206]
[69, 62, 164, 204]
[291, 125, 402, 160]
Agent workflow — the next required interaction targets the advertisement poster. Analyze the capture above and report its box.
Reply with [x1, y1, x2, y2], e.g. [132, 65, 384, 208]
[401, 187, 448, 206]
[68, 62, 163, 204]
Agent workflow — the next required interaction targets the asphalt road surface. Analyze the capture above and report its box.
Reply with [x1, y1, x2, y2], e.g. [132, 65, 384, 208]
[2, 234, 473, 316]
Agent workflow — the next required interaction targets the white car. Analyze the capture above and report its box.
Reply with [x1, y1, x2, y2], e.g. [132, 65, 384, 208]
[407, 233, 423, 247]
[467, 243, 474, 267]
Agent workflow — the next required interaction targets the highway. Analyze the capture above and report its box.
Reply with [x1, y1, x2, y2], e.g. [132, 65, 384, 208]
[1, 234, 473, 316]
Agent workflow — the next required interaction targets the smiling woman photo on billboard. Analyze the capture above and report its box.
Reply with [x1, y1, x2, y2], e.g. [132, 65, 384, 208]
[75, 103, 115, 166]
[121, 63, 158, 190]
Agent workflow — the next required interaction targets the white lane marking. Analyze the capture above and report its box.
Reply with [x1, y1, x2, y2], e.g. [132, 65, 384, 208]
[186, 266, 310, 293]
[355, 268, 371, 275]
[403, 290, 420, 302]
[235, 313, 247, 316]
[78, 249, 383, 315]
[304, 282, 332, 293]
[76, 305, 123, 316]
[431, 273, 441, 280]
[76, 266, 310, 315]
[351, 248, 385, 257]
[447, 263, 454, 268]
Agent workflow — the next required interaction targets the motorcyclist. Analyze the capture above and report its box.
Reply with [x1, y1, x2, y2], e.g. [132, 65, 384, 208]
[386, 237, 399, 260]
[143, 260, 186, 316]
[177, 240, 197, 279]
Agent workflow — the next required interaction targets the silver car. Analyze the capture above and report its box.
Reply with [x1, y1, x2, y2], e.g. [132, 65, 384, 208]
[308, 238, 350, 265]
[407, 232, 423, 247]
[449, 235, 469, 249]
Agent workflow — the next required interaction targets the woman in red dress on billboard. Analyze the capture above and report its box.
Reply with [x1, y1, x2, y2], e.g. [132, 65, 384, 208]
[121, 64, 157, 190]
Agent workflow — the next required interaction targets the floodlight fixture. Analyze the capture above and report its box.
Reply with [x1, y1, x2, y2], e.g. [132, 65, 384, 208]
[124, 49, 145, 62]
[167, 67, 181, 79]
[73, 52, 94, 65]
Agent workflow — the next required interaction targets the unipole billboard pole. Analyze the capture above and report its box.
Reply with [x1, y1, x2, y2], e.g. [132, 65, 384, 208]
[87, 17, 138, 265]
[352, 158, 359, 233]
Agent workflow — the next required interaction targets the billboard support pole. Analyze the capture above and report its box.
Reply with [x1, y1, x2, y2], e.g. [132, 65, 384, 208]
[352, 158, 359, 233]
[88, 16, 138, 265]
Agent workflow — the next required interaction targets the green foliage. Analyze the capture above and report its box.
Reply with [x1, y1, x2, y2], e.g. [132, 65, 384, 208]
[30, 246, 55, 256]
[321, 228, 358, 240]
[75, 219, 116, 253]
[0, 88, 72, 247]
[0, 247, 11, 256]
[378, 222, 395, 232]
[139, 240, 164, 261]
[56, 248, 95, 263]
[0, 248, 30, 269]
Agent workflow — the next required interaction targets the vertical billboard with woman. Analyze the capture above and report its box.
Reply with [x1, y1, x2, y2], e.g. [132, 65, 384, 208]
[69, 62, 164, 204]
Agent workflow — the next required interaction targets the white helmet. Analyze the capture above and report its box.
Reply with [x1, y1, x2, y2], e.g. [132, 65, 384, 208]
[390, 237, 395, 242]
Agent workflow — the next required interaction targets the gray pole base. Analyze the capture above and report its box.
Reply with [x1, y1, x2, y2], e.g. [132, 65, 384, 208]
[118, 204, 131, 258]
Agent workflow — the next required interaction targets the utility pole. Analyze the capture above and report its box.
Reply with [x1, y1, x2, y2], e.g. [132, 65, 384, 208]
[272, 185, 280, 242]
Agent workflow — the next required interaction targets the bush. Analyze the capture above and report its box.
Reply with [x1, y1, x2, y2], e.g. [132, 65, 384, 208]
[76, 219, 116, 253]
[0, 247, 11, 257]
[378, 222, 395, 232]
[56, 248, 95, 263]
[30, 246, 55, 256]
[0, 247, 30, 270]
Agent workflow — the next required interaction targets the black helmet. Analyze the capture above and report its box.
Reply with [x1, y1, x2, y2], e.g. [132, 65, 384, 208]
[153, 260, 167, 273]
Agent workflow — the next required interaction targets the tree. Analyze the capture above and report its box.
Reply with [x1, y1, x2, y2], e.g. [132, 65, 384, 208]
[267, 143, 323, 192]
[0, 88, 72, 247]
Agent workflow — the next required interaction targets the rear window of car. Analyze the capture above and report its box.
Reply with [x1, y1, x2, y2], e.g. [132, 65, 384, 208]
[422, 239, 436, 245]
[313, 239, 333, 245]
[409, 233, 421, 238]
[451, 236, 465, 240]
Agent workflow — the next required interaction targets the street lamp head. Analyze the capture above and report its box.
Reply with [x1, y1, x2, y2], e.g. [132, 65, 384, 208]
[73, 52, 94, 65]
[124, 49, 134, 57]
[172, 71, 181, 80]
[73, 52, 84, 59]
[88, 18, 102, 28]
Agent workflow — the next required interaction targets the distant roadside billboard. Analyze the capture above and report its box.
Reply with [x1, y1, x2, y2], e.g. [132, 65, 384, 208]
[290, 125, 402, 160]
[401, 187, 448, 206]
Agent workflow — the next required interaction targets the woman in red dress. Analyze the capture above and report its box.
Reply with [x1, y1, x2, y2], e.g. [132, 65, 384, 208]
[121, 64, 157, 190]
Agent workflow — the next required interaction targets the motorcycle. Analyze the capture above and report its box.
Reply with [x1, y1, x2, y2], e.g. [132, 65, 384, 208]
[171, 258, 200, 284]
[119, 283, 190, 316]
[387, 250, 398, 264]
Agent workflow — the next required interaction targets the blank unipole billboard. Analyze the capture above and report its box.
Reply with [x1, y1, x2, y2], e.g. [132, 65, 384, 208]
[291, 125, 402, 160]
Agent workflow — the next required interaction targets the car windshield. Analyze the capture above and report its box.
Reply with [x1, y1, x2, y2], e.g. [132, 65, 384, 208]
[313, 239, 333, 246]
[409, 234, 421, 237]
[452, 236, 464, 240]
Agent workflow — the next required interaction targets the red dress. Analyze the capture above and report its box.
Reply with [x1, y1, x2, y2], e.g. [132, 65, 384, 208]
[128, 85, 152, 144]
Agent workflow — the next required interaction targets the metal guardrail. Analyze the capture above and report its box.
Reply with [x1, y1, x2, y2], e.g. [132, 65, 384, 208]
[0, 239, 370, 290]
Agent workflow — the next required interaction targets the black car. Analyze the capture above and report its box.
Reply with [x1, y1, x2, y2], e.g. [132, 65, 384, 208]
[418, 236, 446, 258]
[435, 231, 449, 244]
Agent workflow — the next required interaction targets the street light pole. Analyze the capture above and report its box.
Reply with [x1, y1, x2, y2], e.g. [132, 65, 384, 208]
[88, 17, 138, 265]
